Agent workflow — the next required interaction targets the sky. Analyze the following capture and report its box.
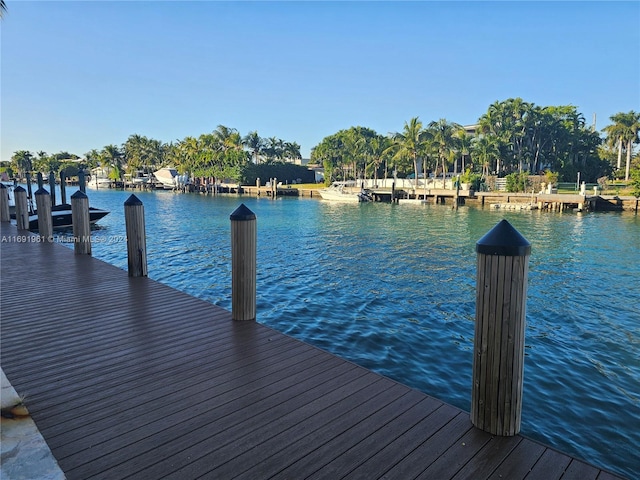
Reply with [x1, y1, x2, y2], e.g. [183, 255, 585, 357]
[1, 1, 639, 162]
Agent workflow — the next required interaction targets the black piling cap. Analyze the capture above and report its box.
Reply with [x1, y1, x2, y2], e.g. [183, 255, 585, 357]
[230, 203, 256, 221]
[13, 186, 26, 193]
[476, 219, 531, 256]
[35, 187, 50, 196]
[0, 183, 6, 190]
[71, 190, 88, 199]
[124, 194, 143, 206]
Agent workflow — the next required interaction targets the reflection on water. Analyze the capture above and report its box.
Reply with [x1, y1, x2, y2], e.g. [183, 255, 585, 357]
[49, 186, 639, 478]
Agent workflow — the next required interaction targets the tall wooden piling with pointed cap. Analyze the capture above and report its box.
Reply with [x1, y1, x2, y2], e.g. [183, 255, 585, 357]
[14, 186, 29, 230]
[0, 184, 10, 222]
[71, 190, 91, 255]
[472, 219, 531, 436]
[124, 194, 147, 277]
[35, 187, 53, 241]
[230, 204, 256, 321]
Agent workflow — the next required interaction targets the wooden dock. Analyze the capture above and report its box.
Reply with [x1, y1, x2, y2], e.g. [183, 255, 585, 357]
[0, 222, 625, 479]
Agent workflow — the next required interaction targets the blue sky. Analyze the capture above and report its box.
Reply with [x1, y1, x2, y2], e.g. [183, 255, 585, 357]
[2, 1, 639, 162]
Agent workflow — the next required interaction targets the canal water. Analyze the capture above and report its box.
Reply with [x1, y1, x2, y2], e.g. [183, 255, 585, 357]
[52, 187, 639, 478]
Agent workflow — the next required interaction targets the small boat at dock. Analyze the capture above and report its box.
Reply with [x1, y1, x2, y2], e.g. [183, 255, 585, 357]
[318, 181, 372, 202]
[11, 203, 110, 231]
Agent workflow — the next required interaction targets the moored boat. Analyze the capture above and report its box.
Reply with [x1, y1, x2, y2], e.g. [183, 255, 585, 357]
[11, 203, 110, 231]
[153, 167, 179, 189]
[318, 181, 372, 202]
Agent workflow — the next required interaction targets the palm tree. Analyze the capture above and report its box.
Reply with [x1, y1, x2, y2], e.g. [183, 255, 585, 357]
[0, 0, 7, 19]
[603, 111, 640, 180]
[283, 141, 301, 163]
[242, 131, 264, 164]
[454, 129, 472, 174]
[427, 118, 462, 186]
[472, 135, 501, 178]
[11, 151, 33, 179]
[392, 117, 426, 192]
[101, 144, 123, 180]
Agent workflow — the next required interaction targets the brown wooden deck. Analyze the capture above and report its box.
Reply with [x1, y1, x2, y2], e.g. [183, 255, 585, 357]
[0, 222, 624, 479]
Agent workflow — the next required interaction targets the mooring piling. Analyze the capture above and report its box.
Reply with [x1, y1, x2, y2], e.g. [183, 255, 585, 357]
[471, 219, 531, 436]
[34, 188, 53, 241]
[230, 204, 257, 321]
[124, 194, 148, 277]
[0, 184, 10, 222]
[71, 190, 91, 255]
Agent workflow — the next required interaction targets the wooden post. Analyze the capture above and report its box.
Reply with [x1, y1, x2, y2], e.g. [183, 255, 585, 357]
[472, 219, 531, 436]
[230, 204, 256, 321]
[37, 172, 44, 190]
[60, 170, 67, 204]
[14, 186, 30, 230]
[49, 171, 56, 206]
[124, 194, 147, 277]
[35, 188, 53, 241]
[79, 170, 86, 193]
[71, 190, 91, 255]
[0, 184, 10, 222]
[454, 174, 461, 210]
[25, 172, 33, 202]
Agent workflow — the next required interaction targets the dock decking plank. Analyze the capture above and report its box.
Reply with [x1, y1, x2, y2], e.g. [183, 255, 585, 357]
[0, 223, 624, 480]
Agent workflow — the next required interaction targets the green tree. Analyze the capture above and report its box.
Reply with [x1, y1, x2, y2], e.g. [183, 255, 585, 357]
[243, 131, 264, 164]
[427, 118, 462, 185]
[472, 134, 500, 177]
[391, 117, 426, 191]
[11, 151, 33, 178]
[603, 111, 640, 181]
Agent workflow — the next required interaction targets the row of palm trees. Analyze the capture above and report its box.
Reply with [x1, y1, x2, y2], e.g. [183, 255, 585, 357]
[7, 101, 638, 185]
[313, 100, 639, 186]
[64, 127, 301, 182]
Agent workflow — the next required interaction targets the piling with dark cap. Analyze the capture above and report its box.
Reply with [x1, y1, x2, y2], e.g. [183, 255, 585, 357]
[124, 194, 147, 277]
[71, 190, 91, 255]
[0, 184, 10, 222]
[471, 219, 531, 436]
[14, 186, 29, 230]
[35, 188, 53, 241]
[230, 204, 256, 321]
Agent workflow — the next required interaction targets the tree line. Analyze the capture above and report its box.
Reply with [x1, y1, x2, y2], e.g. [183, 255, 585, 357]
[7, 126, 302, 184]
[5, 98, 639, 186]
[312, 99, 640, 186]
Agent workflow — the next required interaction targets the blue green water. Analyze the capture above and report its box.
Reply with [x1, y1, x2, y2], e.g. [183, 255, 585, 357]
[54, 187, 639, 478]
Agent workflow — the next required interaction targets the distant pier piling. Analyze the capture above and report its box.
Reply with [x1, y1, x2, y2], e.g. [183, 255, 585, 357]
[35, 188, 53, 241]
[230, 204, 256, 321]
[124, 195, 148, 277]
[71, 190, 91, 255]
[0, 184, 10, 222]
[14, 187, 29, 230]
[79, 170, 86, 193]
[471, 219, 531, 436]
[49, 171, 56, 206]
[60, 171, 67, 204]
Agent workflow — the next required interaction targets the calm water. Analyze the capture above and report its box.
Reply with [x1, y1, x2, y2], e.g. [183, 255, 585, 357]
[50, 186, 639, 478]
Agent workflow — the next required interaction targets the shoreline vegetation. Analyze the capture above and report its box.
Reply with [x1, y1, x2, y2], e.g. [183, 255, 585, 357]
[3, 99, 640, 198]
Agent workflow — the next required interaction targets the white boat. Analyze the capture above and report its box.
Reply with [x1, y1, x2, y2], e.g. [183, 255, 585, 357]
[318, 181, 372, 202]
[153, 168, 179, 189]
[87, 167, 111, 188]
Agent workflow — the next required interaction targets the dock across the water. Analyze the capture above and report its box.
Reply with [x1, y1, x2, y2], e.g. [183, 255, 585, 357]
[0, 221, 626, 479]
